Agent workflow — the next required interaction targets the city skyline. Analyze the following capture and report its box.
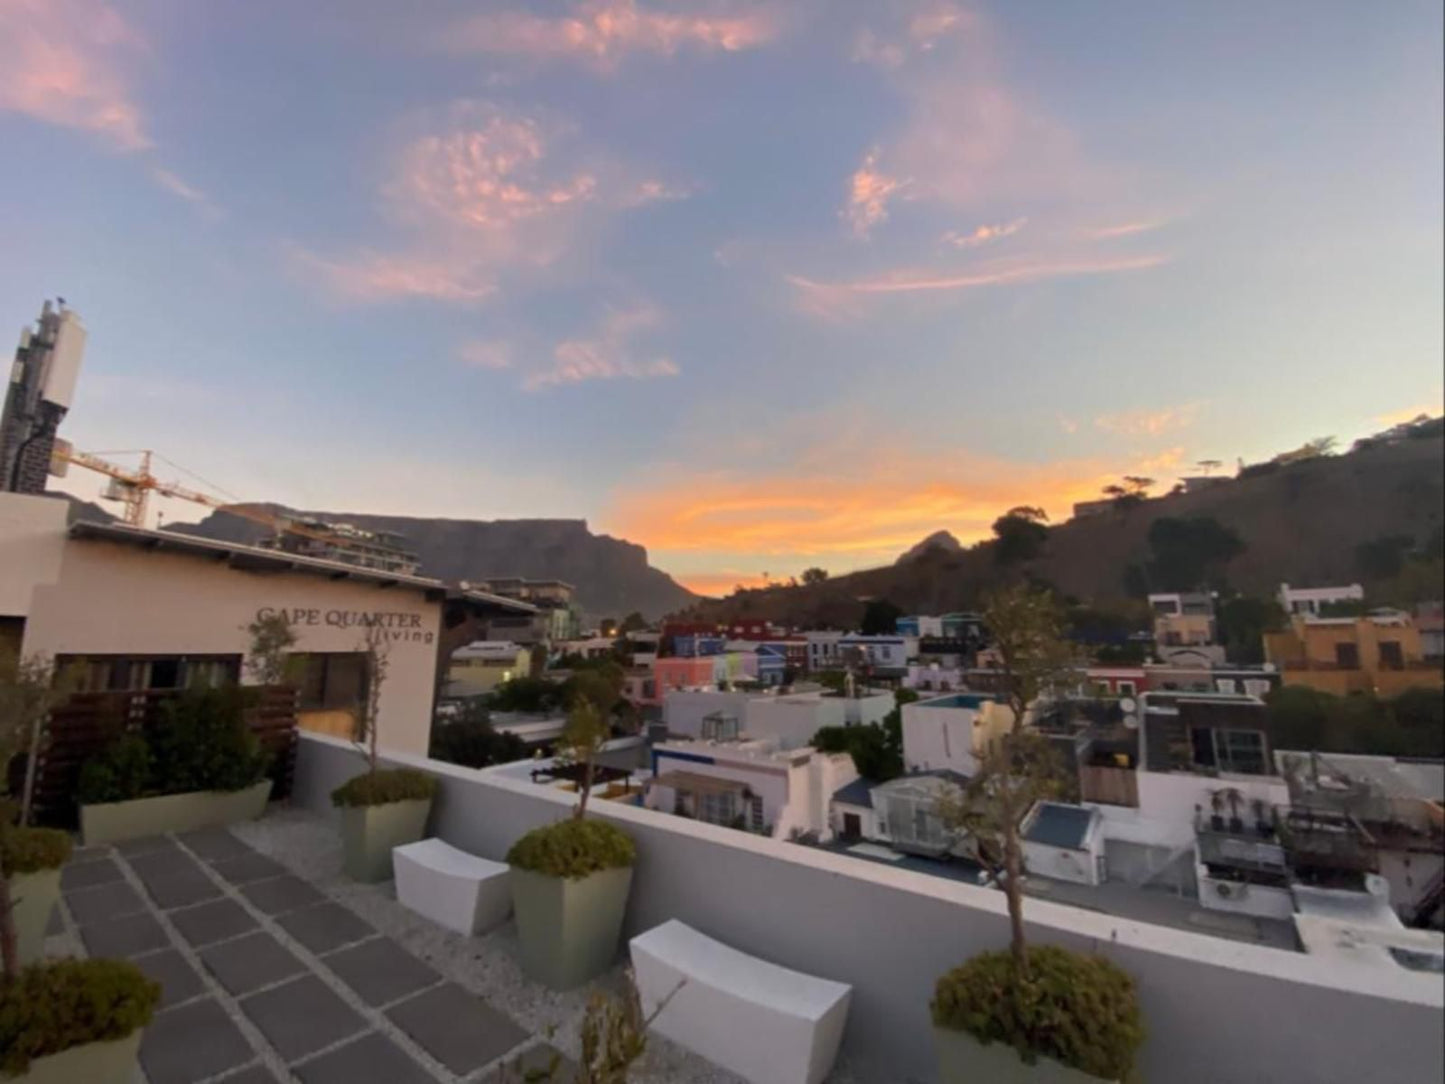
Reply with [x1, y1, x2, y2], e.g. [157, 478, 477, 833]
[2, 0, 1441, 595]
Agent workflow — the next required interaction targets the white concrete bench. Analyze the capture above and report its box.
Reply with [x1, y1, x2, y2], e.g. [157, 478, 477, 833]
[393, 838, 511, 936]
[630, 919, 851, 1084]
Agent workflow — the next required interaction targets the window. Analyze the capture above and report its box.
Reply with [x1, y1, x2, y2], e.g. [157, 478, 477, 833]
[1335, 642, 1360, 668]
[296, 652, 368, 712]
[57, 655, 240, 693]
[1378, 641, 1404, 670]
[1117, 681, 1136, 696]
[1216, 729, 1267, 775]
[697, 790, 737, 826]
[1244, 679, 1271, 697]
[1190, 727, 1217, 769]
[1215, 678, 1238, 694]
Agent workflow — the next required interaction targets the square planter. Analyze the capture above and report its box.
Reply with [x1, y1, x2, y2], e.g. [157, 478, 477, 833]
[7, 868, 62, 966]
[510, 865, 632, 990]
[12, 1030, 143, 1084]
[934, 1027, 1112, 1083]
[80, 780, 272, 846]
[339, 799, 432, 883]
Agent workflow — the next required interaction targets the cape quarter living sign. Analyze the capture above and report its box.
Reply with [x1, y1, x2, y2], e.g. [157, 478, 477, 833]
[256, 607, 435, 645]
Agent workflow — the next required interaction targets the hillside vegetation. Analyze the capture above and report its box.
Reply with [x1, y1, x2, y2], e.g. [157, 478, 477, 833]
[681, 431, 1444, 627]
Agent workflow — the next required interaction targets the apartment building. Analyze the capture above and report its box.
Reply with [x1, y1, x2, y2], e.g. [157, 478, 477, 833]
[1264, 610, 1443, 696]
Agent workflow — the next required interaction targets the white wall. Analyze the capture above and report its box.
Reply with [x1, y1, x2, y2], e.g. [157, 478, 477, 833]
[901, 701, 979, 776]
[1196, 866, 1296, 920]
[0, 493, 67, 618]
[1121, 771, 1290, 848]
[832, 800, 883, 842]
[662, 690, 754, 737]
[649, 746, 791, 830]
[1024, 840, 1103, 887]
[748, 695, 843, 749]
[294, 734, 1445, 1084]
[844, 693, 894, 727]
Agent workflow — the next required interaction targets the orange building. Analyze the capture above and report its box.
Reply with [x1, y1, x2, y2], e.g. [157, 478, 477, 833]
[1263, 610, 1444, 696]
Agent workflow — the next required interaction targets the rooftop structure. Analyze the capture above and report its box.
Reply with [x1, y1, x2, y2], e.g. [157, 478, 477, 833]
[1278, 581, 1365, 617]
[259, 517, 420, 576]
[1, 299, 84, 496]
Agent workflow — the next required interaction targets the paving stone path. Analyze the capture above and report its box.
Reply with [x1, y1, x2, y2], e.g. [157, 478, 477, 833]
[57, 827, 553, 1084]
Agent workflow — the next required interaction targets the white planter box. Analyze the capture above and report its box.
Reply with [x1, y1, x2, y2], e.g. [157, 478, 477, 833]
[393, 838, 511, 936]
[630, 919, 851, 1084]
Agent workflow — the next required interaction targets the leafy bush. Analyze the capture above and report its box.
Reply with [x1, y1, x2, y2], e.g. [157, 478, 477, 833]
[430, 717, 527, 770]
[330, 768, 438, 808]
[932, 946, 1143, 1081]
[811, 723, 902, 782]
[0, 826, 73, 876]
[76, 688, 270, 805]
[506, 818, 636, 879]
[0, 958, 160, 1074]
[76, 734, 154, 805]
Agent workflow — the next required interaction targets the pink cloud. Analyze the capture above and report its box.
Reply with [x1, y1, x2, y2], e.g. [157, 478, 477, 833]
[523, 304, 679, 391]
[292, 247, 496, 304]
[458, 340, 513, 370]
[942, 216, 1027, 248]
[843, 150, 907, 237]
[1084, 219, 1169, 240]
[0, 0, 149, 151]
[1094, 404, 1201, 438]
[444, 0, 776, 70]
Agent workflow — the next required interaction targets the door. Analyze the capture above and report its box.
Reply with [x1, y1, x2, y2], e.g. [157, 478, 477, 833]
[843, 813, 862, 839]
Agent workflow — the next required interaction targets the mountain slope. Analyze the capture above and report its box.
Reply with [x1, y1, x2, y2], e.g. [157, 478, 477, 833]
[167, 507, 696, 621]
[680, 433, 1445, 627]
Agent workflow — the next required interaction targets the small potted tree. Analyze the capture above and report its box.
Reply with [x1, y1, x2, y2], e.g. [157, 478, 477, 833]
[1, 820, 159, 1081]
[506, 670, 636, 989]
[330, 628, 438, 882]
[932, 585, 1145, 1082]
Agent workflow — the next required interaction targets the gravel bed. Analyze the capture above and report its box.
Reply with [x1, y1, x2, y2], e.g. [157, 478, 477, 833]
[234, 806, 863, 1084]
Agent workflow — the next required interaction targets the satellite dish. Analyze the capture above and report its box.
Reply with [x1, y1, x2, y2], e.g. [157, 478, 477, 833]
[1123, 714, 1139, 730]
[1119, 697, 1137, 714]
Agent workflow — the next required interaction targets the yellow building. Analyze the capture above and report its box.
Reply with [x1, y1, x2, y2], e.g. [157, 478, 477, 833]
[1264, 611, 1444, 696]
[447, 640, 532, 696]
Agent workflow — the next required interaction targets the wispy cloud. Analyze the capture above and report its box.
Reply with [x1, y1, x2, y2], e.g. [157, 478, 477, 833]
[789, 253, 1166, 315]
[149, 166, 222, 216]
[297, 101, 686, 304]
[843, 150, 907, 237]
[1094, 403, 1200, 438]
[522, 303, 679, 391]
[0, 0, 149, 151]
[1084, 219, 1169, 240]
[457, 340, 513, 370]
[441, 0, 776, 71]
[942, 216, 1027, 248]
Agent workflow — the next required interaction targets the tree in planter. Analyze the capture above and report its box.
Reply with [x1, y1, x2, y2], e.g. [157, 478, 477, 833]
[557, 669, 624, 820]
[0, 649, 81, 826]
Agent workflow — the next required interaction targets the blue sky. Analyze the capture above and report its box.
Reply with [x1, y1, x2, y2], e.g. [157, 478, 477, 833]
[2, 0, 1440, 594]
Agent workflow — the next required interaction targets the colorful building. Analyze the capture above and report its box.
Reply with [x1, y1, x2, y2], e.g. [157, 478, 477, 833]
[1264, 611, 1444, 696]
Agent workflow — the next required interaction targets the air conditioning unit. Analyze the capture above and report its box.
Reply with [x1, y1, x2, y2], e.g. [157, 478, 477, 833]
[1214, 881, 1245, 899]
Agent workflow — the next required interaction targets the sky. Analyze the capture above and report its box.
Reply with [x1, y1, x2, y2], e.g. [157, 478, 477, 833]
[2, 0, 1441, 597]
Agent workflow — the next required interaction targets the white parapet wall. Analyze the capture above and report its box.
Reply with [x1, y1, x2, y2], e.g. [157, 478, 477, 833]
[292, 733, 1445, 1084]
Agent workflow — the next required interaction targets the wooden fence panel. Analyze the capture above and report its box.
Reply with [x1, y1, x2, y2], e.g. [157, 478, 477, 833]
[31, 686, 298, 828]
[1080, 764, 1139, 808]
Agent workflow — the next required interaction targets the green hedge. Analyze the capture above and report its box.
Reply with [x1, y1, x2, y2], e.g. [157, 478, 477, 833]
[0, 959, 160, 1075]
[932, 946, 1144, 1081]
[330, 768, 439, 808]
[506, 818, 636, 879]
[0, 827, 73, 877]
[76, 687, 271, 805]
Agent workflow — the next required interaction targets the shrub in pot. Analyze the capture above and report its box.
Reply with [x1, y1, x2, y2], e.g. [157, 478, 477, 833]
[931, 946, 1144, 1082]
[328, 629, 438, 882]
[330, 769, 439, 882]
[0, 820, 72, 967]
[0, 957, 160, 1084]
[506, 668, 636, 989]
[75, 688, 272, 845]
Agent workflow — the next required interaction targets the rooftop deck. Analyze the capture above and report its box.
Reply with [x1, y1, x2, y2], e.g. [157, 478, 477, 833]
[49, 807, 841, 1084]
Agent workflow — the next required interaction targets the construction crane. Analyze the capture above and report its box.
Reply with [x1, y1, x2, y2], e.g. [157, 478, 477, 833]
[52, 445, 350, 549]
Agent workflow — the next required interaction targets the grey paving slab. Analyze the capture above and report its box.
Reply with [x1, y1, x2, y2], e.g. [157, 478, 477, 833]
[144, 868, 224, 910]
[65, 878, 148, 926]
[239, 873, 324, 916]
[479, 1043, 574, 1084]
[127, 846, 204, 885]
[133, 948, 207, 1010]
[239, 975, 368, 1063]
[180, 827, 255, 861]
[275, 902, 374, 954]
[139, 997, 257, 1084]
[294, 1032, 434, 1084]
[115, 834, 180, 857]
[60, 855, 124, 890]
[214, 1068, 282, 1084]
[321, 936, 441, 1007]
[44, 904, 62, 936]
[199, 931, 306, 997]
[169, 897, 260, 948]
[386, 983, 528, 1076]
[80, 911, 170, 958]
[67, 845, 114, 865]
[210, 852, 287, 885]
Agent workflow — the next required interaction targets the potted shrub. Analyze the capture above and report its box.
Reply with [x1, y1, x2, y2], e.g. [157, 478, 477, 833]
[506, 669, 636, 989]
[0, 811, 71, 967]
[330, 629, 438, 882]
[76, 687, 272, 845]
[0, 956, 159, 1084]
[933, 586, 1145, 1082]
